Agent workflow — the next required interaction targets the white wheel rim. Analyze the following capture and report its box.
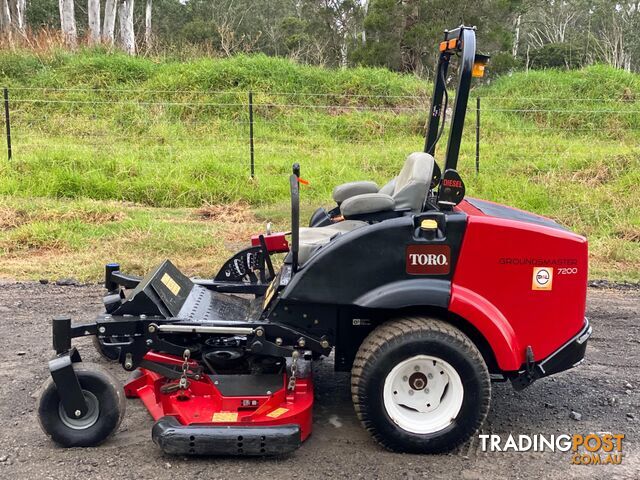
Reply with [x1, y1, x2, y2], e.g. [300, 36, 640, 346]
[383, 355, 464, 434]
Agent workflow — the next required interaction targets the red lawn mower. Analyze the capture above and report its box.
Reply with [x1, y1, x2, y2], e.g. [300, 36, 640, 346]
[37, 26, 591, 455]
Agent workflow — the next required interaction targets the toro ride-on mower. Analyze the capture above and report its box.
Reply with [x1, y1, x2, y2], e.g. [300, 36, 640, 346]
[37, 26, 591, 455]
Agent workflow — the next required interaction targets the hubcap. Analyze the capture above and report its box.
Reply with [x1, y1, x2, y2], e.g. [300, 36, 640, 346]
[383, 355, 464, 434]
[58, 391, 100, 430]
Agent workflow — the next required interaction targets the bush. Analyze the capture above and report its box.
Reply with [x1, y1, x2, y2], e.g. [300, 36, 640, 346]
[528, 43, 585, 70]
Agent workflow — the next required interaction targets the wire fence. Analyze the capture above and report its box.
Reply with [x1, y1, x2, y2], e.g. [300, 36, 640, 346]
[1, 86, 639, 180]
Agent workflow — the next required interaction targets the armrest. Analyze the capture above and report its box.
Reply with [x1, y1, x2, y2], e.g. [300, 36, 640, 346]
[332, 181, 379, 204]
[340, 193, 395, 217]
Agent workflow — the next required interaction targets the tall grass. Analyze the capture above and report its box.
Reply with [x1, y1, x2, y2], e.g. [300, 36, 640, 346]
[0, 52, 637, 281]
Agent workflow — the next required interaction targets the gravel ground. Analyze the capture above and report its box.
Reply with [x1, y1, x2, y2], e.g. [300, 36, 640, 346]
[0, 283, 638, 479]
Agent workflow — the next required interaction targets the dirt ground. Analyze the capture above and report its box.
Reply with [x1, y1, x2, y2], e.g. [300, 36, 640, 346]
[0, 283, 638, 480]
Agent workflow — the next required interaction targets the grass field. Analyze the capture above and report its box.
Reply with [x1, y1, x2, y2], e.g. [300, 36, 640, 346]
[0, 51, 638, 281]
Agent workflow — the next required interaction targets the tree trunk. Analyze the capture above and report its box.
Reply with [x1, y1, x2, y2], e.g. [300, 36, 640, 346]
[16, 0, 24, 30]
[512, 14, 521, 58]
[59, 0, 77, 47]
[0, 0, 12, 41]
[144, 0, 152, 50]
[118, 0, 135, 55]
[103, 0, 117, 45]
[8, 0, 25, 32]
[361, 0, 368, 44]
[340, 31, 348, 68]
[88, 0, 101, 44]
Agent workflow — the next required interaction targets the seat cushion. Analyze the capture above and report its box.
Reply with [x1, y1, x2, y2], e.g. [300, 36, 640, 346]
[392, 152, 433, 211]
[378, 177, 396, 196]
[298, 220, 367, 264]
[340, 193, 395, 218]
[332, 181, 379, 204]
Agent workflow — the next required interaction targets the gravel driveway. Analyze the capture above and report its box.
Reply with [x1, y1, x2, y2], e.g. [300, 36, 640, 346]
[0, 283, 638, 479]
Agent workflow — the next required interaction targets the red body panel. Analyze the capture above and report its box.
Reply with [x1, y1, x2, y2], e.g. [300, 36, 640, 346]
[251, 232, 290, 253]
[124, 352, 313, 441]
[451, 200, 588, 371]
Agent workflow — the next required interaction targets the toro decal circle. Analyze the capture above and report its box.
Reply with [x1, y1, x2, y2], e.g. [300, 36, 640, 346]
[536, 269, 550, 285]
[532, 267, 553, 291]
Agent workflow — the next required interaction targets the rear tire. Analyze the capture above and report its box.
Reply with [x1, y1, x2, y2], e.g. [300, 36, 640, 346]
[351, 317, 490, 453]
[37, 363, 126, 447]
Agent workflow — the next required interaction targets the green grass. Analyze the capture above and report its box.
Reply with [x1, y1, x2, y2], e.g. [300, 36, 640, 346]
[0, 51, 637, 281]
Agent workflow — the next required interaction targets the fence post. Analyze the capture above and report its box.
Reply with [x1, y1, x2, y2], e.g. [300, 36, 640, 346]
[475, 96, 480, 174]
[3, 87, 11, 161]
[249, 91, 254, 178]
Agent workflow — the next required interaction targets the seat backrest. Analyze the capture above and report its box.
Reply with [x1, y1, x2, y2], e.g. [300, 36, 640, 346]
[390, 152, 434, 211]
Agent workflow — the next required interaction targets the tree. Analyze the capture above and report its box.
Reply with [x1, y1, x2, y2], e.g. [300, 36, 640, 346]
[59, 0, 77, 47]
[0, 0, 11, 41]
[144, 0, 152, 50]
[118, 0, 135, 54]
[8, 0, 25, 33]
[350, 0, 403, 70]
[525, 0, 583, 48]
[103, 0, 117, 45]
[588, 1, 640, 72]
[88, 0, 101, 44]
[352, 0, 519, 76]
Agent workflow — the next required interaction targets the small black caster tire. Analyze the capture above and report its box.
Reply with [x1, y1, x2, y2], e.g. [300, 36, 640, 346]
[92, 335, 122, 362]
[37, 362, 126, 447]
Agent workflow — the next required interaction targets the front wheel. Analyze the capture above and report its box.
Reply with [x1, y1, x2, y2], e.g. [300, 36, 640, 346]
[37, 363, 126, 447]
[351, 317, 490, 453]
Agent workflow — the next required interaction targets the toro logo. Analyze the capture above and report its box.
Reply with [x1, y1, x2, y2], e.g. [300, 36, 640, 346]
[406, 245, 451, 275]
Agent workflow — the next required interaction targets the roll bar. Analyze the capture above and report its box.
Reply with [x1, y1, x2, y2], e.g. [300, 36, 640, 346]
[424, 26, 487, 208]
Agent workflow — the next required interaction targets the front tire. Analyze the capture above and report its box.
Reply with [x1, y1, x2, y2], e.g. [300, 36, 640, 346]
[351, 317, 490, 453]
[37, 363, 126, 447]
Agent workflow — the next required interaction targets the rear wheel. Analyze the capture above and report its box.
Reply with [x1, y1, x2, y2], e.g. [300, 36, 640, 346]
[37, 363, 126, 447]
[351, 317, 490, 453]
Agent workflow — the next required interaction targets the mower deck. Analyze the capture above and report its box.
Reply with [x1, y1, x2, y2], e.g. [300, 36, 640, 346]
[124, 360, 313, 456]
[152, 417, 301, 456]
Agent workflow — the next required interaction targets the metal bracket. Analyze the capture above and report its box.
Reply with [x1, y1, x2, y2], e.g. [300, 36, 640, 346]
[249, 338, 293, 357]
[52, 316, 72, 354]
[138, 359, 203, 380]
[48, 348, 88, 418]
[510, 345, 540, 391]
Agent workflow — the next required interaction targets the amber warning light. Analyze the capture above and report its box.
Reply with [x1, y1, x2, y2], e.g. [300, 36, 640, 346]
[473, 54, 490, 78]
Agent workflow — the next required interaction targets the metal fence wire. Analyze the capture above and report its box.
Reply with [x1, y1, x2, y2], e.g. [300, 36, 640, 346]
[1, 87, 639, 178]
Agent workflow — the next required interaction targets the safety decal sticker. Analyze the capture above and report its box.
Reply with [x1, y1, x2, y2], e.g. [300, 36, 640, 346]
[263, 277, 278, 309]
[212, 412, 238, 422]
[161, 273, 181, 296]
[267, 407, 289, 418]
[532, 267, 553, 291]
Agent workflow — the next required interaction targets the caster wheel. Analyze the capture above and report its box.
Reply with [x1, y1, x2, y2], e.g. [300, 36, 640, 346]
[37, 362, 126, 447]
[92, 335, 124, 362]
[351, 317, 491, 453]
